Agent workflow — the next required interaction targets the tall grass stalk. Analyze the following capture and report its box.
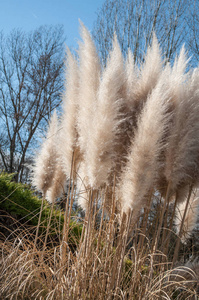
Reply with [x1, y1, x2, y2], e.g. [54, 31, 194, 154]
[1, 184, 198, 299]
[61, 151, 77, 265]
[172, 185, 193, 265]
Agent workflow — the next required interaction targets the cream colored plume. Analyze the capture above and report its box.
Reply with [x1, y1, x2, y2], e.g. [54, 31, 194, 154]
[32, 111, 59, 196]
[165, 46, 189, 108]
[59, 48, 79, 178]
[120, 70, 170, 213]
[46, 125, 67, 203]
[171, 45, 189, 89]
[156, 47, 189, 199]
[133, 33, 162, 103]
[77, 22, 101, 155]
[166, 46, 189, 105]
[164, 67, 199, 194]
[85, 36, 125, 188]
[125, 49, 137, 104]
[46, 163, 66, 204]
[175, 189, 199, 243]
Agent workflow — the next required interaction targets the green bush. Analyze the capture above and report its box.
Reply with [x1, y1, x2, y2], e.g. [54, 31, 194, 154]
[0, 173, 82, 242]
[0, 173, 45, 225]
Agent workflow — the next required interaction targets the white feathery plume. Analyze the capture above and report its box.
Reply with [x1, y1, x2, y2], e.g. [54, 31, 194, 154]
[156, 47, 189, 198]
[77, 22, 101, 155]
[175, 189, 199, 243]
[85, 36, 125, 188]
[46, 163, 66, 204]
[59, 48, 79, 178]
[123, 49, 140, 146]
[122, 34, 163, 168]
[133, 33, 162, 103]
[164, 67, 199, 194]
[120, 70, 170, 213]
[171, 45, 189, 90]
[46, 125, 67, 203]
[32, 111, 58, 195]
[121, 49, 139, 153]
[165, 45, 189, 108]
[125, 49, 137, 104]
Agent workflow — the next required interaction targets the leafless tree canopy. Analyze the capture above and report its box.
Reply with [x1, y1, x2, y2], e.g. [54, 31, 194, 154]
[0, 25, 65, 181]
[92, 0, 198, 67]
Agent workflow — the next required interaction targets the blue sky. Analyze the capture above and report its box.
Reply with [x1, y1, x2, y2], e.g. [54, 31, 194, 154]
[0, 0, 105, 49]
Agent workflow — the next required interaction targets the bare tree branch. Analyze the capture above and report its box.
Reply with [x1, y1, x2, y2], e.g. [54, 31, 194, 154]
[0, 25, 65, 181]
[92, 0, 191, 66]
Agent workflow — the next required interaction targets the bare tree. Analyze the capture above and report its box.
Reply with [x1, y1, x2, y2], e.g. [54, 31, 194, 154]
[185, 1, 199, 68]
[92, 0, 192, 66]
[0, 25, 65, 182]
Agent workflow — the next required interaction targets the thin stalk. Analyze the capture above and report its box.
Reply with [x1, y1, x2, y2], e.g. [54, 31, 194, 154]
[78, 190, 90, 260]
[151, 196, 162, 250]
[110, 211, 127, 292]
[94, 188, 107, 267]
[160, 188, 171, 248]
[65, 176, 76, 246]
[137, 191, 153, 256]
[62, 150, 76, 264]
[172, 185, 193, 265]
[115, 209, 133, 290]
[42, 200, 55, 256]
[34, 195, 45, 251]
[162, 193, 178, 256]
[153, 182, 171, 254]
[101, 184, 117, 296]
[85, 189, 95, 258]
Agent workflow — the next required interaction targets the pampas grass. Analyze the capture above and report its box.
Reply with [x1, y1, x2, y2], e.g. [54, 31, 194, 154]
[46, 163, 66, 204]
[59, 48, 80, 178]
[32, 111, 59, 196]
[77, 23, 101, 156]
[76, 161, 90, 210]
[120, 69, 170, 214]
[133, 34, 162, 104]
[1, 199, 198, 300]
[175, 189, 199, 243]
[21, 23, 199, 299]
[155, 47, 190, 201]
[164, 66, 199, 199]
[125, 49, 137, 106]
[85, 36, 125, 189]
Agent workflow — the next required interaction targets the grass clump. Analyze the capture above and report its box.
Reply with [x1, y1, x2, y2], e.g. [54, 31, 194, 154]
[0, 193, 198, 299]
[1, 23, 199, 299]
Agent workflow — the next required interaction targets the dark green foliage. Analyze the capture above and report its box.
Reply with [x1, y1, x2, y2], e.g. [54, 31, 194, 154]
[0, 173, 82, 241]
[0, 173, 45, 226]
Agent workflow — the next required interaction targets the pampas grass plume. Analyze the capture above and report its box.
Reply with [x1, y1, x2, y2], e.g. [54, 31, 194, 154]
[125, 49, 137, 104]
[133, 33, 162, 103]
[120, 70, 170, 213]
[32, 111, 58, 195]
[59, 48, 79, 178]
[46, 163, 66, 204]
[171, 45, 189, 90]
[85, 35, 125, 188]
[164, 66, 199, 194]
[175, 189, 199, 243]
[77, 22, 101, 155]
